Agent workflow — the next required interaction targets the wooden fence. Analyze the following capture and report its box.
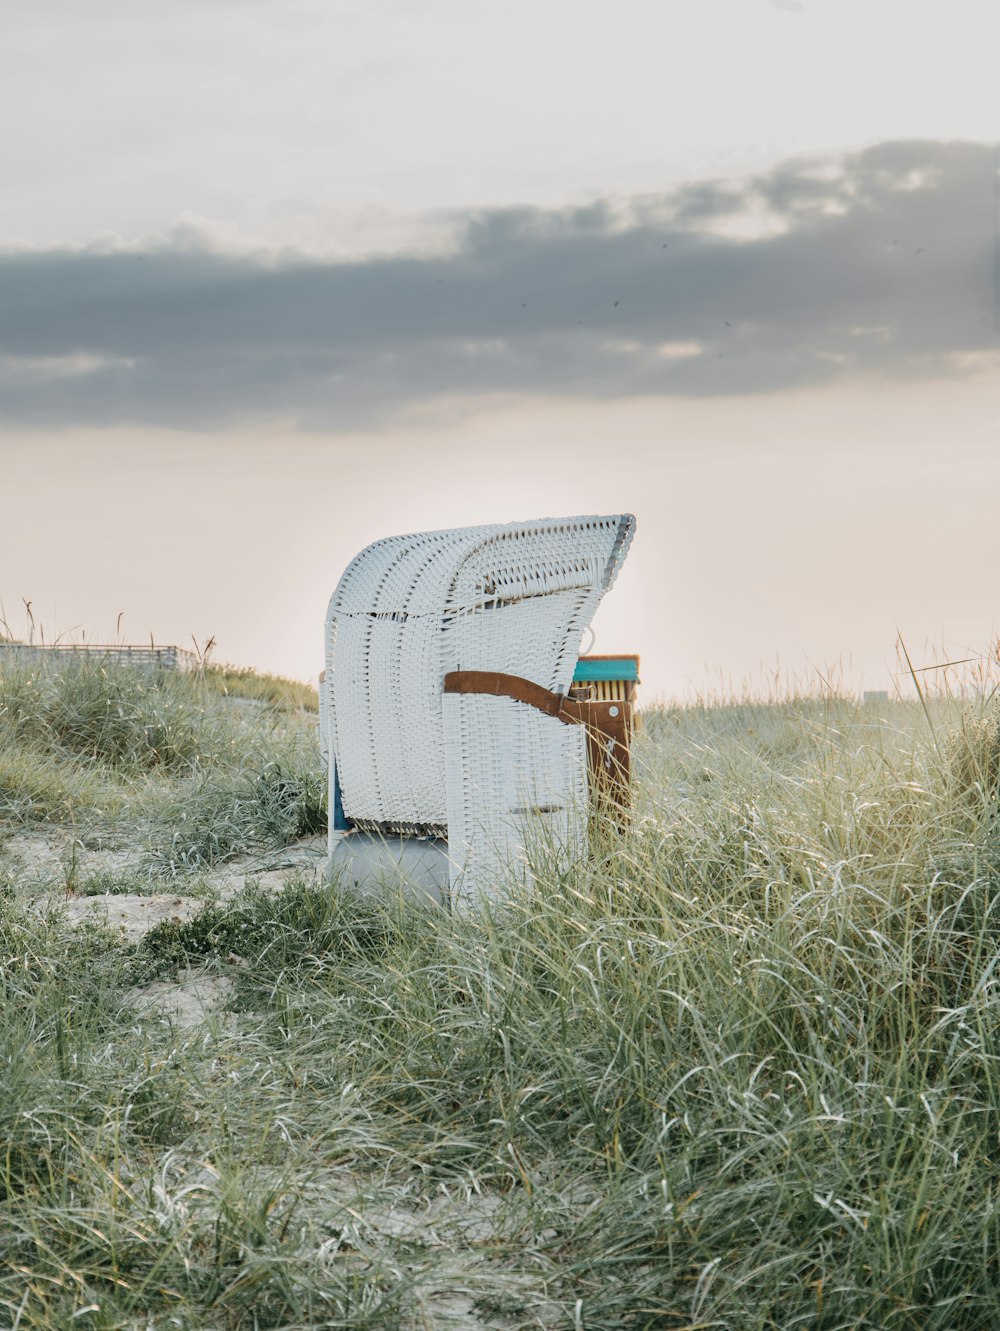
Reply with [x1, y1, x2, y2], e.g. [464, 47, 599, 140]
[0, 643, 198, 672]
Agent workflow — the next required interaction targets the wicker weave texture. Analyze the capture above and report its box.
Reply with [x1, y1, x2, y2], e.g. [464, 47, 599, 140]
[323, 514, 635, 895]
[442, 692, 589, 900]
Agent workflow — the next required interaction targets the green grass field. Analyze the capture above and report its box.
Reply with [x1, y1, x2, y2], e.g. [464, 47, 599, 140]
[2, 656, 999, 1328]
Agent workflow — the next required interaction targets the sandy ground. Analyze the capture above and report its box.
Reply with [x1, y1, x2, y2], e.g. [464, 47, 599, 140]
[125, 1150, 556, 1328]
[1, 826, 328, 1025]
[124, 968, 238, 1028]
[1, 825, 552, 1327]
[1, 824, 574, 1326]
[2, 827, 327, 914]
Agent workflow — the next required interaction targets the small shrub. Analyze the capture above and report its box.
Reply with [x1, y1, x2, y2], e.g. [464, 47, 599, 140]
[0, 747, 117, 825]
[128, 876, 394, 986]
[0, 658, 221, 772]
[946, 701, 1000, 807]
[200, 662, 319, 712]
[146, 762, 326, 870]
[75, 868, 151, 896]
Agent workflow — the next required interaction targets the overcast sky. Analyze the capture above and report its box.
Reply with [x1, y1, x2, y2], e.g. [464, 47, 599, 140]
[1, 0, 998, 696]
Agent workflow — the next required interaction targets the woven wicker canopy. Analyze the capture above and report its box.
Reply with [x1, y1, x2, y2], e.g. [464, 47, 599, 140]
[322, 514, 635, 899]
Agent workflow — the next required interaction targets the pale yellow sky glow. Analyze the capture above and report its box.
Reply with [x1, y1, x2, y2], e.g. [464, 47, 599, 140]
[3, 370, 998, 699]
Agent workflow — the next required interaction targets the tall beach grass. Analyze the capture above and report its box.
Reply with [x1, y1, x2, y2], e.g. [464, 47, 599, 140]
[1, 652, 999, 1327]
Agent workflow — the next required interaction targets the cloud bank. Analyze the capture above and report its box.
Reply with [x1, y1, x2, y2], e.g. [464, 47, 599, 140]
[0, 139, 995, 429]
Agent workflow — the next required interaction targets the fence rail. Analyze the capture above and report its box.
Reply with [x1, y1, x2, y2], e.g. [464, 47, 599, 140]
[0, 643, 198, 672]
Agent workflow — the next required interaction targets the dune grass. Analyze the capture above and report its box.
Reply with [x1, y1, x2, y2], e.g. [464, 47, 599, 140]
[0, 656, 324, 867]
[199, 663, 319, 714]
[2, 656, 999, 1327]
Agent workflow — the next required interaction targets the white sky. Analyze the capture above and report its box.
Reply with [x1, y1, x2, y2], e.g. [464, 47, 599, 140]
[2, 0, 997, 248]
[1, 0, 998, 697]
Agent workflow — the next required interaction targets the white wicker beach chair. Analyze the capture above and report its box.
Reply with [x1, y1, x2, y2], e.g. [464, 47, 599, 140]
[322, 513, 636, 902]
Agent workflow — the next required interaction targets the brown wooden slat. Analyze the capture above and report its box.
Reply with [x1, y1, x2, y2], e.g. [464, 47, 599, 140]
[443, 670, 634, 821]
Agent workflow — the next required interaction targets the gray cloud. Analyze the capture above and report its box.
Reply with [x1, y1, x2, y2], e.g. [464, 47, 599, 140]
[0, 139, 995, 429]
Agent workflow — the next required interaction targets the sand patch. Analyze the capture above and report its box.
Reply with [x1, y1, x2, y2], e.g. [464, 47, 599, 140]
[4, 830, 329, 936]
[126, 969, 237, 1029]
[207, 834, 328, 900]
[60, 891, 204, 941]
[1, 829, 147, 889]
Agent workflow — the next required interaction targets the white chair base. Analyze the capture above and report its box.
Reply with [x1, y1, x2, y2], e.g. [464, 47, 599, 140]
[326, 831, 451, 905]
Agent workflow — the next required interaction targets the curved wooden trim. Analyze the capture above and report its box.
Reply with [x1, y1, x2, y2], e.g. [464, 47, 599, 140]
[442, 670, 574, 722]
